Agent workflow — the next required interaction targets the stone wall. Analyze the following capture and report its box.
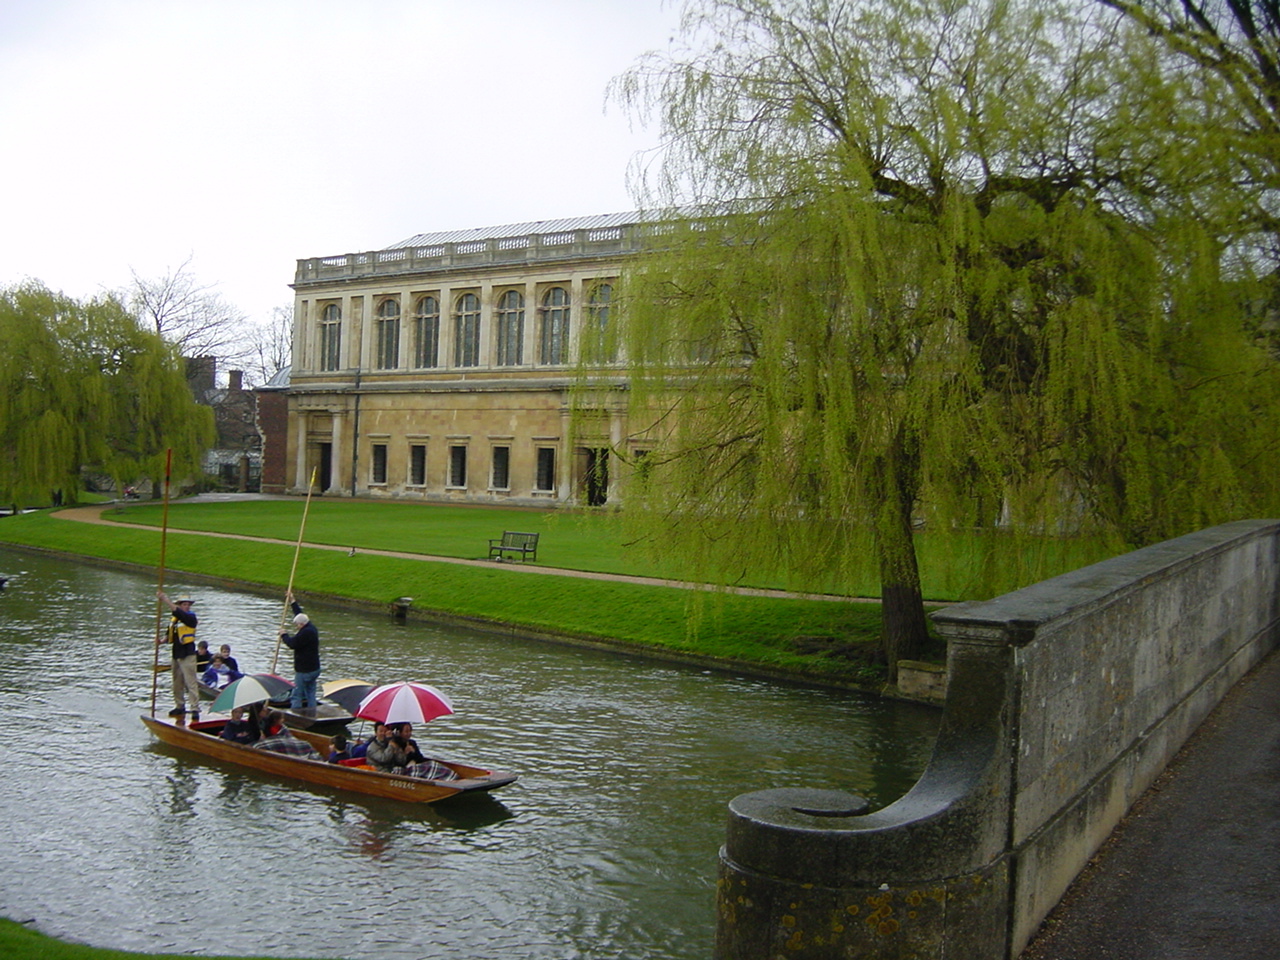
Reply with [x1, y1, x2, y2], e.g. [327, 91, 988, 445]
[715, 519, 1280, 959]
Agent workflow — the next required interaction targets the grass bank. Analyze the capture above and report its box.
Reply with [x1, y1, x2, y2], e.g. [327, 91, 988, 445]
[0, 504, 899, 684]
[0, 919, 333, 960]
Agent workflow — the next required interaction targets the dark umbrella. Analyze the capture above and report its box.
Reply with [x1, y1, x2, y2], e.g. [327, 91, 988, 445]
[321, 678, 377, 713]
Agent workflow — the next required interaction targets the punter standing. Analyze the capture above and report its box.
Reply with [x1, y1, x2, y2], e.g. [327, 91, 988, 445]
[279, 591, 321, 712]
[158, 590, 200, 721]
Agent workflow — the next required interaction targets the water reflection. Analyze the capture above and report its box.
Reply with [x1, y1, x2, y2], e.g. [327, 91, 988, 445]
[0, 547, 939, 959]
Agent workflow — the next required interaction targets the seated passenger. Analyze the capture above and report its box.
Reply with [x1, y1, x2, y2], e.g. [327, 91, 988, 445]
[195, 640, 211, 674]
[252, 711, 321, 759]
[201, 654, 238, 689]
[327, 733, 351, 764]
[218, 644, 240, 675]
[363, 723, 399, 772]
[349, 735, 369, 759]
[219, 706, 255, 744]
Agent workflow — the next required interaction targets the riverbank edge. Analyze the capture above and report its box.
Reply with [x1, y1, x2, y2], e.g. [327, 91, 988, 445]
[1, 540, 940, 704]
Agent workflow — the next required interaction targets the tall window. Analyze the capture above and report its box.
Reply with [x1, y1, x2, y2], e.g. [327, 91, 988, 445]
[540, 287, 570, 365]
[375, 299, 400, 369]
[454, 293, 481, 367]
[448, 445, 468, 488]
[409, 443, 427, 486]
[319, 303, 341, 371]
[586, 283, 615, 362]
[495, 290, 524, 366]
[371, 443, 388, 484]
[414, 296, 439, 368]
[491, 446, 510, 489]
[535, 447, 556, 492]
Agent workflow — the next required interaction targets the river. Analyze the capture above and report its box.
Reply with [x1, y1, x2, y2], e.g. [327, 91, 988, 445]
[0, 546, 939, 960]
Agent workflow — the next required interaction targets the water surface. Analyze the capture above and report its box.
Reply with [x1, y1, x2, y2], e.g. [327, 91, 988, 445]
[0, 547, 939, 959]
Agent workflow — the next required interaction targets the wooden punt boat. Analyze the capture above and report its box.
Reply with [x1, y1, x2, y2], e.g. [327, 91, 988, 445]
[140, 714, 517, 803]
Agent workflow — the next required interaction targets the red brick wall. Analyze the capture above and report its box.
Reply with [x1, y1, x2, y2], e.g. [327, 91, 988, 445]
[255, 389, 289, 493]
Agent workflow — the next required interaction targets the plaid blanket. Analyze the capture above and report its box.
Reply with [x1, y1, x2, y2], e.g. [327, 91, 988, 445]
[399, 758, 460, 781]
[254, 732, 320, 760]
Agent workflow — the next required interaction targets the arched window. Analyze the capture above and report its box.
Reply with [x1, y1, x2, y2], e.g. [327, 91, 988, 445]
[454, 292, 481, 367]
[540, 286, 570, 365]
[495, 290, 524, 366]
[414, 296, 439, 368]
[319, 303, 342, 371]
[375, 298, 400, 369]
[586, 282, 615, 362]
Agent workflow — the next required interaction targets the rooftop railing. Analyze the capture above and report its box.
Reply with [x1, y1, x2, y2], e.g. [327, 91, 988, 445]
[295, 224, 643, 285]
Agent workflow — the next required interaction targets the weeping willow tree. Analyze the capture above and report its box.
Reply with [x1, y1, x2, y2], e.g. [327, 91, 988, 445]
[600, 0, 1280, 676]
[0, 282, 214, 507]
[1101, 0, 1280, 350]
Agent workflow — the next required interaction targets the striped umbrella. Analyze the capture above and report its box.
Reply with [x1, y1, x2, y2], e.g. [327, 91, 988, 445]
[209, 673, 294, 713]
[355, 682, 454, 725]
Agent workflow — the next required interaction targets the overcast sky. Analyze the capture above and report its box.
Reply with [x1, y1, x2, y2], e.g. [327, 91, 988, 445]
[0, 0, 676, 328]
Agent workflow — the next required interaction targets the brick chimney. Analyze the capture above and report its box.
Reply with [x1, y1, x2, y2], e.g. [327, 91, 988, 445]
[229, 370, 243, 392]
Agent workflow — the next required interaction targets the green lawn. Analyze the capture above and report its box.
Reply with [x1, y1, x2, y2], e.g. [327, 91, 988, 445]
[0, 505, 892, 682]
[96, 497, 1117, 601]
[105, 498, 674, 579]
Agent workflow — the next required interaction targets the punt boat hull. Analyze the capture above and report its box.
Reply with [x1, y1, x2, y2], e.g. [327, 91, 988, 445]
[140, 714, 516, 803]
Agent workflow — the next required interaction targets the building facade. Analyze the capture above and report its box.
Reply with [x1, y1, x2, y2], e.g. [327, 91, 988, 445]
[189, 358, 262, 492]
[285, 213, 647, 506]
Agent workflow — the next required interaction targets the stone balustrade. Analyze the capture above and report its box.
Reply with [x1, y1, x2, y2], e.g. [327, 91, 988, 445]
[295, 225, 646, 284]
[716, 519, 1280, 959]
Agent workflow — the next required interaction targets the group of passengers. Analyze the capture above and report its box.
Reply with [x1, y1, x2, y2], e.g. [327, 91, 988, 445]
[362, 720, 459, 781]
[219, 705, 457, 781]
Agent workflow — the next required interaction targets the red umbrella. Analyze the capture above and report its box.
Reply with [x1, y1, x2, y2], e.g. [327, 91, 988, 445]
[355, 682, 454, 725]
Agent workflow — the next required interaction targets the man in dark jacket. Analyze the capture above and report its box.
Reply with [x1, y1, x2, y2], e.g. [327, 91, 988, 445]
[279, 592, 321, 711]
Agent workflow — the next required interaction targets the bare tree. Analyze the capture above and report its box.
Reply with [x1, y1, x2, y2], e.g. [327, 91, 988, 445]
[129, 256, 249, 367]
[242, 304, 294, 386]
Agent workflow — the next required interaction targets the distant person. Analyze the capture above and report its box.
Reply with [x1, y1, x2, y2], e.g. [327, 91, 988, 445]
[157, 590, 200, 721]
[220, 706, 255, 744]
[252, 711, 320, 759]
[279, 592, 321, 711]
[195, 639, 211, 674]
[327, 734, 351, 764]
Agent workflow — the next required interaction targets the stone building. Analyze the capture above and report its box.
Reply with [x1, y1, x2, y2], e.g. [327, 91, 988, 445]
[285, 213, 649, 506]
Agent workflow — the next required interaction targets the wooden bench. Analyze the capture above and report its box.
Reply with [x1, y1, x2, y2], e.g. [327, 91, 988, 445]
[488, 531, 539, 562]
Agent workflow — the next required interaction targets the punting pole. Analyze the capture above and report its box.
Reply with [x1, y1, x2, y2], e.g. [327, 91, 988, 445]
[272, 467, 318, 673]
[149, 449, 173, 718]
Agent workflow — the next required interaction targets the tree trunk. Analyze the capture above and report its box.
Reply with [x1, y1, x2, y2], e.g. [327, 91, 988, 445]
[874, 425, 931, 683]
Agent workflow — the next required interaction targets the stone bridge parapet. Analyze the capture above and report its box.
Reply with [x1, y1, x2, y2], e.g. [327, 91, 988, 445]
[716, 519, 1280, 959]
